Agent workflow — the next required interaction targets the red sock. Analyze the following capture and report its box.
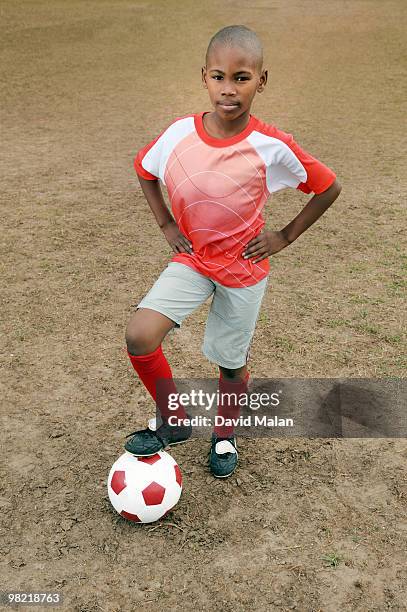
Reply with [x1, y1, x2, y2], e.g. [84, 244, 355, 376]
[127, 345, 187, 424]
[214, 371, 250, 438]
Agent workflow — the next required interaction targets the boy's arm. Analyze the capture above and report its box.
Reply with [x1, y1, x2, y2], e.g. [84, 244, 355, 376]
[242, 179, 342, 263]
[138, 175, 193, 254]
[281, 178, 342, 244]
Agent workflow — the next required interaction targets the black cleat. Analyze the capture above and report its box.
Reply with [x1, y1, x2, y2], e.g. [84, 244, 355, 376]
[209, 433, 238, 478]
[124, 416, 192, 457]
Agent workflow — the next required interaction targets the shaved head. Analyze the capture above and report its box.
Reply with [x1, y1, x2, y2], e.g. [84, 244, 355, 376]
[206, 25, 263, 73]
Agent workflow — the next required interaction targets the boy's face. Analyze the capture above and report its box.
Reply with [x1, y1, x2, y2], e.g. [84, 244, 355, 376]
[202, 44, 267, 122]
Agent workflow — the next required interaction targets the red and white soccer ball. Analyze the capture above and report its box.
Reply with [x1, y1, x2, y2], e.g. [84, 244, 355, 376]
[107, 451, 182, 523]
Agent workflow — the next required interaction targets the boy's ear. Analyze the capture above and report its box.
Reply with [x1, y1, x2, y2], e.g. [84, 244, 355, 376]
[201, 66, 208, 88]
[257, 69, 268, 93]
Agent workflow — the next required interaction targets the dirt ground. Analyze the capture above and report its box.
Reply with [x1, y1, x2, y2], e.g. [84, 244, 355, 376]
[1, 0, 406, 610]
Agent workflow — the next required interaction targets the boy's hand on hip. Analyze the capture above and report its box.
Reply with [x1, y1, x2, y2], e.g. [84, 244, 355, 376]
[242, 230, 290, 263]
[162, 220, 193, 254]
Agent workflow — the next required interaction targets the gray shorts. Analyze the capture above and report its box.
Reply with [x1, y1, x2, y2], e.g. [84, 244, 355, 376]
[136, 262, 269, 369]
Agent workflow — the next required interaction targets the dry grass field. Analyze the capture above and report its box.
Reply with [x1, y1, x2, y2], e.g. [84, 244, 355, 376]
[1, 0, 406, 610]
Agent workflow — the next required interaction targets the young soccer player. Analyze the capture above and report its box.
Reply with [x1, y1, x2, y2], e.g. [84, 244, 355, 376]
[124, 25, 341, 478]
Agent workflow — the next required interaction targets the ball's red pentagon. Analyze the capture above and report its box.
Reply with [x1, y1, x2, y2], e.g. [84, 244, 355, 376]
[111, 470, 126, 495]
[121, 510, 141, 522]
[142, 481, 165, 506]
[174, 464, 182, 487]
[138, 454, 161, 465]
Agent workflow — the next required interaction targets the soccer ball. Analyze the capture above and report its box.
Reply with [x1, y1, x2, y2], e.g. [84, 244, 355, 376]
[107, 451, 182, 523]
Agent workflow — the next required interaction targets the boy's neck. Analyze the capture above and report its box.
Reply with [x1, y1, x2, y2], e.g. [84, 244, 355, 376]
[202, 110, 252, 140]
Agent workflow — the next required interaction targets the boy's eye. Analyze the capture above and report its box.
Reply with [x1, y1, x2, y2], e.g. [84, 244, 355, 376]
[211, 75, 250, 82]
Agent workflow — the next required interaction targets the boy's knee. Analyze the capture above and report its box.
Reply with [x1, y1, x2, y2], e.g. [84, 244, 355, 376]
[125, 324, 157, 356]
[220, 366, 235, 379]
[219, 365, 246, 380]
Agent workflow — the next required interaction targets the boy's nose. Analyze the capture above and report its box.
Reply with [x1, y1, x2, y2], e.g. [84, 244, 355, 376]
[221, 81, 237, 96]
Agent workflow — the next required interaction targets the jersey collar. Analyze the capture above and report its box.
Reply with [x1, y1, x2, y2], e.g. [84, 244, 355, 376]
[194, 111, 257, 147]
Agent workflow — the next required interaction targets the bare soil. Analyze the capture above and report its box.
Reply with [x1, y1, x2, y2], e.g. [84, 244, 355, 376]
[1, 1, 406, 611]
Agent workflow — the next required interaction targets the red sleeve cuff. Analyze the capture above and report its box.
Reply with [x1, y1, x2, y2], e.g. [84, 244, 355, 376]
[297, 172, 336, 195]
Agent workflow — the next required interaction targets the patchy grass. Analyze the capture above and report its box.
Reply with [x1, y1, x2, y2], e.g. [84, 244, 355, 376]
[321, 552, 343, 568]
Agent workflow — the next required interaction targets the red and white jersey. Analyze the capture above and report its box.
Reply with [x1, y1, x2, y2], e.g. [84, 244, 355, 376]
[134, 111, 336, 287]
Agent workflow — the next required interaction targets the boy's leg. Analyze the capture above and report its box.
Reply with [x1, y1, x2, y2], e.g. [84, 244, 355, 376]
[203, 275, 269, 476]
[125, 262, 214, 454]
[125, 307, 186, 423]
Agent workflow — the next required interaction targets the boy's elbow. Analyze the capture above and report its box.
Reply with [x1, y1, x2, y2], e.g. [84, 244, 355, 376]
[320, 178, 342, 203]
[332, 178, 342, 196]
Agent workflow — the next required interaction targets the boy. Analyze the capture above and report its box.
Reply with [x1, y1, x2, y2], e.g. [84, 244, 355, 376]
[124, 25, 341, 478]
